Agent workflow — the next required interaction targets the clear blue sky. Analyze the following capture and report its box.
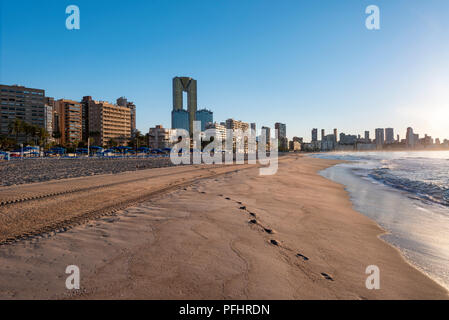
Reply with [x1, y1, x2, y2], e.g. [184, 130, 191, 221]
[1, 0, 449, 141]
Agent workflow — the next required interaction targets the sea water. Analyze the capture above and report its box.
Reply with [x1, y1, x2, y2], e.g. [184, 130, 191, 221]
[313, 151, 449, 291]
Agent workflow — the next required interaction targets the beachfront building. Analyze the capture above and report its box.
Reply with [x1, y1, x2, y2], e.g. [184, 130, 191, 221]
[339, 133, 357, 145]
[406, 127, 415, 148]
[117, 97, 137, 137]
[88, 100, 132, 146]
[311, 128, 318, 142]
[385, 128, 395, 144]
[364, 131, 370, 142]
[0, 84, 46, 142]
[195, 109, 213, 131]
[148, 125, 176, 149]
[375, 128, 385, 147]
[44, 97, 55, 141]
[275, 122, 288, 151]
[54, 99, 83, 146]
[225, 119, 251, 153]
[205, 122, 227, 142]
[225, 118, 249, 132]
[321, 134, 336, 151]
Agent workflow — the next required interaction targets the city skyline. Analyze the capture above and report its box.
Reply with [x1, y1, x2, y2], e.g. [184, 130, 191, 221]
[1, 1, 449, 140]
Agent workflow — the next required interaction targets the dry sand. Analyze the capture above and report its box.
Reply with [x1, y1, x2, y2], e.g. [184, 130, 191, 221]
[0, 155, 447, 299]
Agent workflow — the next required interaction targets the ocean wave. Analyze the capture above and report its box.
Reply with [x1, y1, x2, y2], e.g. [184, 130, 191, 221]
[369, 168, 449, 207]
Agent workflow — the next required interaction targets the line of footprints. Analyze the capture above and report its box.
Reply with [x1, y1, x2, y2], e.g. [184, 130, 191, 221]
[198, 190, 334, 282]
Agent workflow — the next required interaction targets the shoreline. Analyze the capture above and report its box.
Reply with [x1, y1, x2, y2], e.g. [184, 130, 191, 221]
[0, 155, 447, 299]
[315, 153, 449, 292]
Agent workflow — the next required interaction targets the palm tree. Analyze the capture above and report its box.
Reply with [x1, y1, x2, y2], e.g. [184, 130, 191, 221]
[0, 135, 15, 150]
[8, 119, 24, 142]
[22, 122, 33, 144]
[37, 127, 49, 148]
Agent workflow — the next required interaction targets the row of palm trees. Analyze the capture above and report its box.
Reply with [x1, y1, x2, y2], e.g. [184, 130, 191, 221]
[4, 119, 50, 148]
[1, 119, 149, 151]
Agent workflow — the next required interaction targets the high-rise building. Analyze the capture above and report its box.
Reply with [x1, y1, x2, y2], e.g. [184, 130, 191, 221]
[55, 99, 83, 145]
[275, 123, 287, 138]
[81, 96, 92, 142]
[311, 128, 318, 142]
[250, 123, 256, 133]
[148, 125, 176, 149]
[333, 128, 338, 143]
[275, 123, 287, 151]
[206, 122, 227, 142]
[172, 77, 197, 134]
[172, 109, 190, 132]
[339, 133, 357, 145]
[44, 97, 55, 141]
[117, 97, 136, 137]
[195, 109, 213, 131]
[364, 130, 370, 142]
[88, 100, 131, 146]
[375, 128, 385, 146]
[406, 127, 415, 148]
[225, 118, 249, 132]
[261, 126, 271, 146]
[321, 129, 325, 141]
[385, 128, 394, 144]
[0, 84, 46, 141]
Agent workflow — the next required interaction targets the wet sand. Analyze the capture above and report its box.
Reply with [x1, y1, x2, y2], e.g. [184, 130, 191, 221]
[0, 155, 447, 299]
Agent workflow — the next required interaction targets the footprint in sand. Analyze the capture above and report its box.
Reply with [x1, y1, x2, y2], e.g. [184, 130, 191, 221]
[321, 273, 334, 281]
[296, 253, 309, 261]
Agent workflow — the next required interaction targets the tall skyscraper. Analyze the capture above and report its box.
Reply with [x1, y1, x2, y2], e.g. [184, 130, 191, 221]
[172, 77, 197, 134]
[364, 130, 370, 141]
[333, 128, 338, 143]
[275, 123, 287, 151]
[375, 128, 385, 145]
[312, 128, 318, 142]
[195, 109, 213, 131]
[81, 96, 92, 141]
[172, 109, 190, 132]
[385, 128, 394, 144]
[321, 129, 325, 141]
[44, 97, 55, 141]
[275, 123, 287, 139]
[250, 123, 256, 133]
[261, 126, 271, 145]
[406, 127, 415, 148]
[0, 84, 46, 142]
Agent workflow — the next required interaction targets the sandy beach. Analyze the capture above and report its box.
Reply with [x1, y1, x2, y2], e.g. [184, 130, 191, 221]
[0, 154, 447, 299]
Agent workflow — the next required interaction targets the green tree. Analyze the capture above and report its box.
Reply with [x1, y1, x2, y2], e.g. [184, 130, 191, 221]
[8, 119, 24, 142]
